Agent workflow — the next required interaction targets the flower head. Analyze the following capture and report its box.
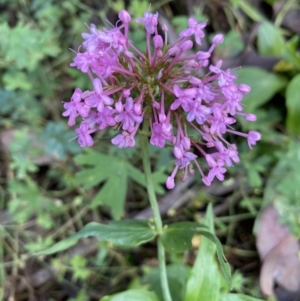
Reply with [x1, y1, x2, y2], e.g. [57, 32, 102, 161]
[64, 9, 261, 189]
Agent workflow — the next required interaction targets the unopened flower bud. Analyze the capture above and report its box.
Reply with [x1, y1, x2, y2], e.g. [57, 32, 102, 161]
[166, 176, 175, 189]
[238, 84, 251, 94]
[157, 68, 163, 80]
[115, 101, 123, 113]
[174, 146, 183, 159]
[246, 114, 256, 121]
[123, 89, 130, 97]
[186, 60, 198, 68]
[181, 137, 191, 150]
[189, 77, 201, 85]
[213, 34, 224, 44]
[180, 40, 193, 52]
[153, 35, 163, 49]
[124, 51, 134, 58]
[134, 103, 142, 115]
[119, 10, 131, 23]
[168, 46, 179, 56]
[159, 113, 166, 123]
[162, 24, 168, 32]
[93, 78, 103, 95]
[197, 51, 211, 60]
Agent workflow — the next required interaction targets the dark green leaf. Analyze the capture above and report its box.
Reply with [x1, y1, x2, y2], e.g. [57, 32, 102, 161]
[34, 238, 78, 256]
[161, 222, 207, 253]
[101, 289, 159, 301]
[196, 228, 231, 287]
[257, 21, 285, 56]
[286, 74, 300, 135]
[35, 220, 156, 255]
[73, 220, 156, 247]
[184, 204, 220, 301]
[236, 67, 287, 111]
[143, 264, 191, 301]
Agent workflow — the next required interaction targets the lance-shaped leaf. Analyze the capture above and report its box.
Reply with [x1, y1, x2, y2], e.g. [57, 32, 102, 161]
[184, 204, 220, 301]
[73, 220, 156, 247]
[35, 220, 156, 255]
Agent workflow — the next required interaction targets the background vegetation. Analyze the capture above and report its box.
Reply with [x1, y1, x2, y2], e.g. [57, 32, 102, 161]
[0, 0, 299, 300]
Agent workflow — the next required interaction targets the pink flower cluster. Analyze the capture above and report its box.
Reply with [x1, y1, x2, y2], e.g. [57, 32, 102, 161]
[63, 10, 261, 189]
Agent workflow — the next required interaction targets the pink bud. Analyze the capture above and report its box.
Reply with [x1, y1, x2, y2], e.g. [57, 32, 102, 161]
[159, 113, 166, 123]
[153, 35, 163, 49]
[205, 154, 216, 168]
[168, 46, 179, 56]
[119, 10, 131, 23]
[93, 78, 103, 95]
[182, 173, 188, 182]
[246, 114, 256, 121]
[197, 51, 211, 60]
[174, 146, 183, 159]
[124, 51, 134, 58]
[162, 24, 168, 32]
[213, 34, 224, 44]
[189, 77, 202, 85]
[157, 68, 163, 80]
[162, 123, 172, 136]
[166, 176, 175, 189]
[115, 101, 123, 113]
[180, 40, 193, 52]
[134, 103, 142, 115]
[181, 137, 191, 150]
[186, 60, 198, 68]
[238, 84, 251, 94]
[123, 89, 130, 98]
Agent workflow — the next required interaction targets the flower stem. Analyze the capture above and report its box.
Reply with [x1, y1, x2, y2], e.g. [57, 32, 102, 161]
[140, 121, 173, 301]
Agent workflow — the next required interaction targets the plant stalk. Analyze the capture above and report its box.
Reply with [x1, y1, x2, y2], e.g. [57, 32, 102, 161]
[140, 121, 173, 301]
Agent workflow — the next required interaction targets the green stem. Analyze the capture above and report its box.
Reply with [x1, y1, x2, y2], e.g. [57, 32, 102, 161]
[140, 122, 173, 301]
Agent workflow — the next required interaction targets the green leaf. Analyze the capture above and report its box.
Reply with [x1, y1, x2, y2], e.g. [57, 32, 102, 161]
[236, 67, 287, 111]
[196, 228, 231, 287]
[35, 220, 156, 256]
[101, 289, 159, 301]
[286, 74, 300, 135]
[161, 222, 206, 253]
[218, 294, 264, 301]
[184, 204, 220, 301]
[0, 22, 60, 71]
[34, 238, 78, 256]
[3, 70, 33, 90]
[257, 21, 285, 56]
[230, 0, 264, 22]
[143, 264, 191, 301]
[161, 215, 231, 287]
[74, 149, 164, 219]
[73, 220, 156, 247]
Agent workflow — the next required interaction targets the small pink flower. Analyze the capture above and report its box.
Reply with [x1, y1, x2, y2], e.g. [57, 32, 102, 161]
[75, 122, 94, 147]
[136, 11, 158, 34]
[180, 17, 207, 45]
[247, 131, 261, 149]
